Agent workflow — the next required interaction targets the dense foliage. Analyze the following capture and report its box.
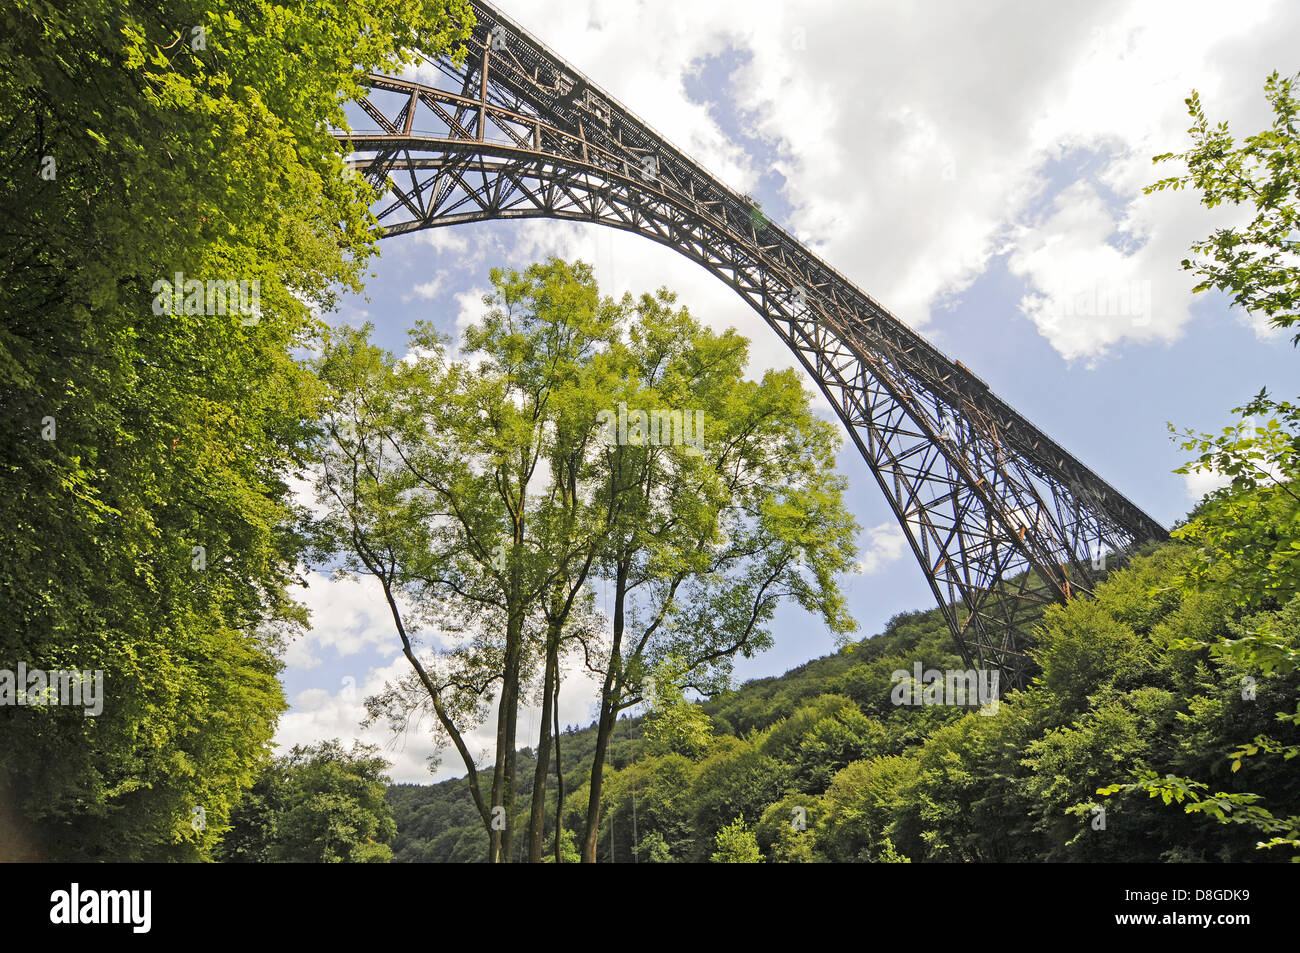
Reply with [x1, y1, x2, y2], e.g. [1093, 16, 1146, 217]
[310, 259, 859, 862]
[1148, 70, 1300, 343]
[0, 0, 471, 860]
[218, 740, 397, 863]
[385, 533, 1299, 862]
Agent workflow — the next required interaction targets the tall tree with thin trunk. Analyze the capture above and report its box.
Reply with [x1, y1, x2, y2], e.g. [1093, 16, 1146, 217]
[311, 259, 620, 861]
[578, 291, 860, 862]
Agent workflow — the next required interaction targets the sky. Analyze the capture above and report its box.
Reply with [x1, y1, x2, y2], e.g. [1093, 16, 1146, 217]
[275, 0, 1300, 783]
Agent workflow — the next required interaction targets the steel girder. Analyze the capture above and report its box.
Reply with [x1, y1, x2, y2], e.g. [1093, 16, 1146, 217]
[334, 0, 1166, 687]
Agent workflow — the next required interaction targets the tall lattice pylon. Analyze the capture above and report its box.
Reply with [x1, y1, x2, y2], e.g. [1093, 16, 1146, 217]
[336, 0, 1167, 688]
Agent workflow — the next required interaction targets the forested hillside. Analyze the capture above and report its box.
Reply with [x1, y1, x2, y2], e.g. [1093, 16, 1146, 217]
[383, 600, 964, 862]
[387, 537, 1300, 862]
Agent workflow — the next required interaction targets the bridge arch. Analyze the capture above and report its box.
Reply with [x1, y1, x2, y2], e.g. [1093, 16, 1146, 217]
[337, 1, 1166, 686]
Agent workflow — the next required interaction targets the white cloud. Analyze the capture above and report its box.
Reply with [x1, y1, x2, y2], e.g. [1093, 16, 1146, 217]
[1182, 467, 1233, 501]
[276, 655, 439, 780]
[1007, 178, 1189, 363]
[854, 522, 908, 575]
[285, 470, 331, 524]
[275, 650, 606, 783]
[282, 571, 401, 670]
[415, 228, 471, 256]
[409, 273, 447, 300]
[490, 0, 1299, 361]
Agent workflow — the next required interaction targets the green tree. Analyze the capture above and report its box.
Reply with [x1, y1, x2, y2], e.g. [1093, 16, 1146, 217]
[1108, 71, 1300, 857]
[690, 737, 790, 860]
[0, 0, 470, 861]
[310, 260, 624, 862]
[578, 289, 860, 861]
[755, 792, 821, 863]
[710, 817, 762, 863]
[1148, 70, 1300, 342]
[642, 657, 715, 759]
[219, 740, 398, 863]
[791, 706, 887, 795]
[599, 753, 698, 863]
[1168, 391, 1300, 609]
[544, 826, 581, 864]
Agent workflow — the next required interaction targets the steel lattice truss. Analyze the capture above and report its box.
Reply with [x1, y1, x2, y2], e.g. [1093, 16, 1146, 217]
[335, 0, 1166, 687]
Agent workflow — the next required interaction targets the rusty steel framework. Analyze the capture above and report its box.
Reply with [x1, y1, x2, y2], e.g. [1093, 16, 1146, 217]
[335, 0, 1166, 687]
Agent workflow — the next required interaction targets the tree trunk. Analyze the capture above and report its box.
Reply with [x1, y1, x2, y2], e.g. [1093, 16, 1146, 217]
[582, 560, 628, 862]
[526, 621, 560, 862]
[553, 674, 565, 863]
[490, 600, 525, 862]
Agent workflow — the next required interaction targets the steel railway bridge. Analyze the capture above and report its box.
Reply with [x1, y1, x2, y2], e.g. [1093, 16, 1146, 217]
[335, 0, 1166, 688]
